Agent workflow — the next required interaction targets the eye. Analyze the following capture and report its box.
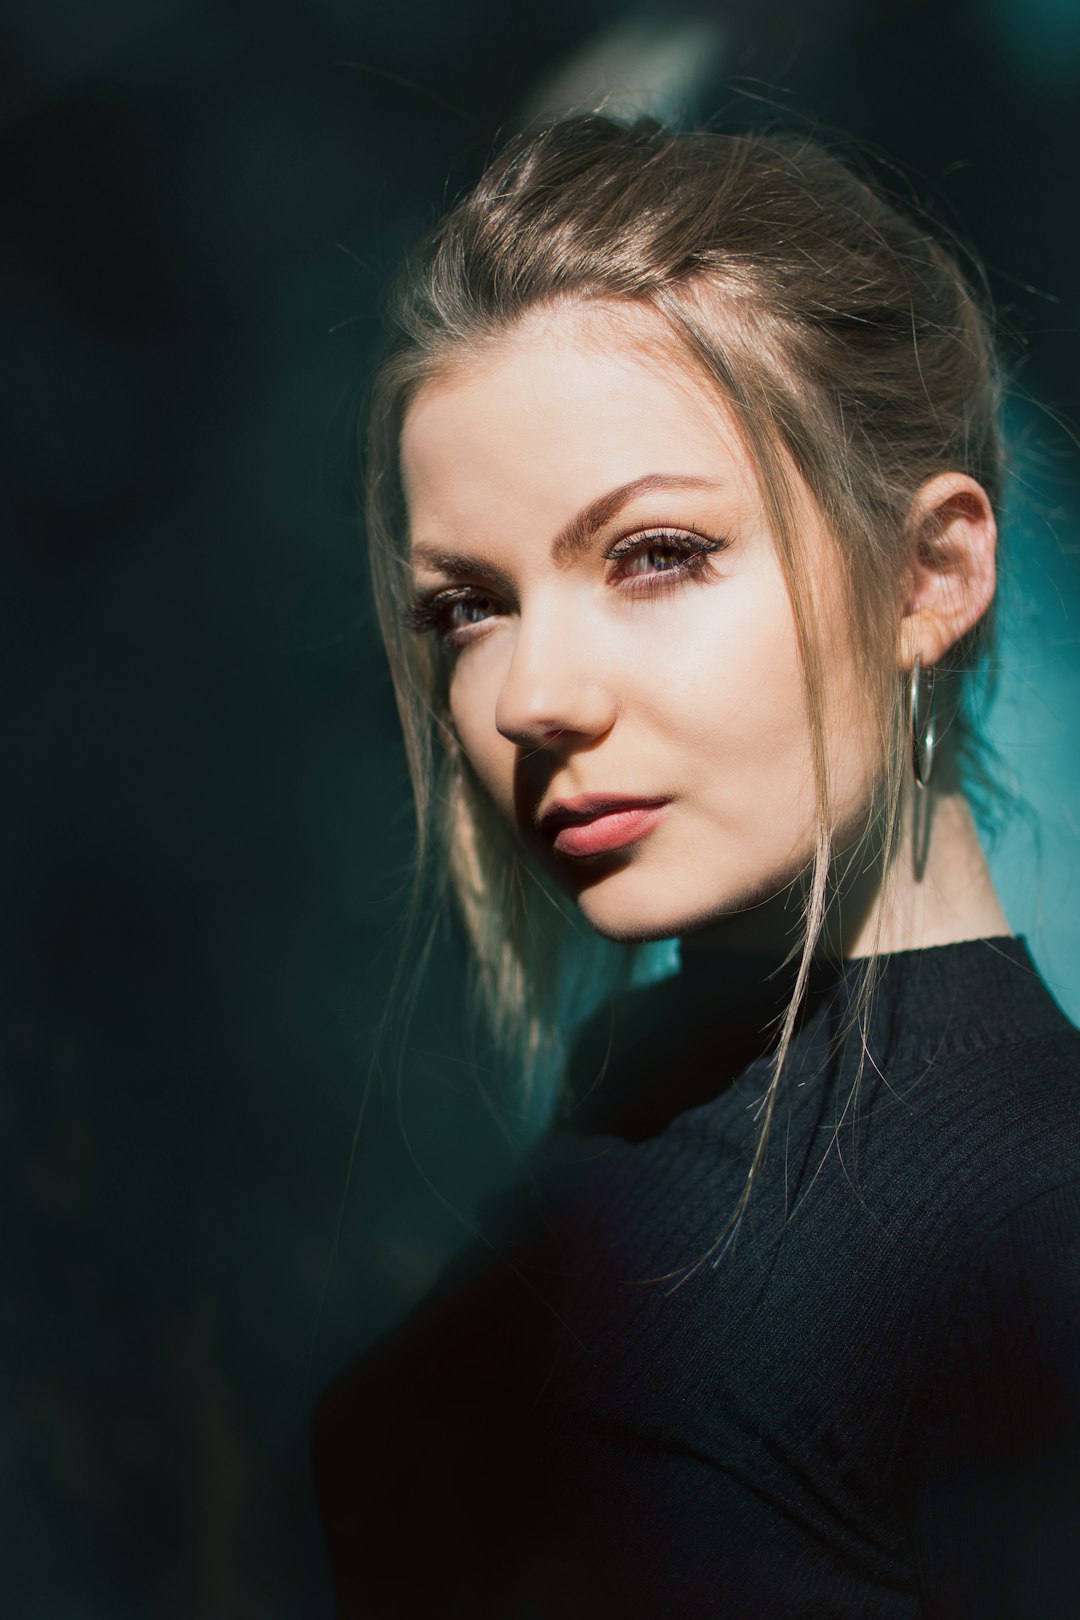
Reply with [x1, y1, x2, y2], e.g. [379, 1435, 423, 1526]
[617, 540, 698, 576]
[401, 586, 504, 648]
[604, 528, 729, 590]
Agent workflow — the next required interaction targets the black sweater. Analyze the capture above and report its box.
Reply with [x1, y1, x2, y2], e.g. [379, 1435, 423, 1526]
[313, 937, 1080, 1618]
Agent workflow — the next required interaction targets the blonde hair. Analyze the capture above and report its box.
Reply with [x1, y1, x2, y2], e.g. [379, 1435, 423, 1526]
[364, 115, 1004, 1246]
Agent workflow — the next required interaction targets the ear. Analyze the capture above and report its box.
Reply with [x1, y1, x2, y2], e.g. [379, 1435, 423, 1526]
[898, 472, 997, 670]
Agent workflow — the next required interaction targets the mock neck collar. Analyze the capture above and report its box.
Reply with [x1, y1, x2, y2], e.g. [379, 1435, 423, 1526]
[559, 936, 1067, 1146]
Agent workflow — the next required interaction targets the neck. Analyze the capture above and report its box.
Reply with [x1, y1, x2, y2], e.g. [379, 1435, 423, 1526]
[843, 782, 1011, 958]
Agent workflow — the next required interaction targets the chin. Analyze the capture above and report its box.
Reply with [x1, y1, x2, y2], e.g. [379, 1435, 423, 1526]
[575, 908, 683, 946]
[570, 869, 728, 946]
[568, 854, 814, 949]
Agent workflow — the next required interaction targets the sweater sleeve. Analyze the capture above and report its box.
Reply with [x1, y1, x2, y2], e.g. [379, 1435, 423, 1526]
[912, 1178, 1080, 1620]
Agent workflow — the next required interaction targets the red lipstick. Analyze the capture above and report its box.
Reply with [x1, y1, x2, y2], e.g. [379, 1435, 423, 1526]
[538, 795, 672, 858]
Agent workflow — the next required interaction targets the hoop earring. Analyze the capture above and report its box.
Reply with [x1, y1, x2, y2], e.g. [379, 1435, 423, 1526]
[909, 654, 936, 789]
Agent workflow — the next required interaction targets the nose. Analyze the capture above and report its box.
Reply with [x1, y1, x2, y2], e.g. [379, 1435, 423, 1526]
[494, 602, 617, 752]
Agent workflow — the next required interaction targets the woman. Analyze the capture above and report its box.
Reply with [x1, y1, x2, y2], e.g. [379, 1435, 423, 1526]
[314, 115, 1080, 1617]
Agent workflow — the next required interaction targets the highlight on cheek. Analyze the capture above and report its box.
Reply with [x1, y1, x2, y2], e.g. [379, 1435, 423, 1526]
[402, 526, 731, 650]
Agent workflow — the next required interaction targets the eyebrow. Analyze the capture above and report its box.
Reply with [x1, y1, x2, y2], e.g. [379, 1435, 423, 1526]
[410, 472, 722, 581]
[550, 473, 720, 565]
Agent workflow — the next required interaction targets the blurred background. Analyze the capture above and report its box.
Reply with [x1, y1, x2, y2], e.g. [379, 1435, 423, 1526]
[3, 0, 1079, 1614]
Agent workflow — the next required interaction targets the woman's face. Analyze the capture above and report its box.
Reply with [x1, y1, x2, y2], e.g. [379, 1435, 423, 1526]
[401, 301, 880, 944]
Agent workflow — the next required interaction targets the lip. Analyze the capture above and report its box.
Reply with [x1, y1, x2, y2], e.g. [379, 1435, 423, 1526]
[538, 794, 673, 858]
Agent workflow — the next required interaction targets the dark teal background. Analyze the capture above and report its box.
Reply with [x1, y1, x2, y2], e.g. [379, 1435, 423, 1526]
[3, 2, 1079, 1614]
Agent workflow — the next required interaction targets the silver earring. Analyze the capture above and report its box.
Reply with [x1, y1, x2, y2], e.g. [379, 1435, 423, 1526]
[909, 654, 936, 789]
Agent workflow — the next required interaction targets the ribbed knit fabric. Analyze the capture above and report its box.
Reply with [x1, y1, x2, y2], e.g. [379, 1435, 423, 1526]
[313, 937, 1080, 1619]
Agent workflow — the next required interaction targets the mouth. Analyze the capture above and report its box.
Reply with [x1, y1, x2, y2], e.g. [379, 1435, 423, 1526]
[537, 794, 673, 859]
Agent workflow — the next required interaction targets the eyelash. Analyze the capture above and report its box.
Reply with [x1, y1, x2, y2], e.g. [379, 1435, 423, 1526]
[402, 528, 730, 649]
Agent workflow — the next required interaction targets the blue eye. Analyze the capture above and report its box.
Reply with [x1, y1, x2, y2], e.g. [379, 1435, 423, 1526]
[447, 594, 497, 628]
[401, 586, 502, 646]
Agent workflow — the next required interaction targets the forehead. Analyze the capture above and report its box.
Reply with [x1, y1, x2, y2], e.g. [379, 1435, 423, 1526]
[399, 301, 761, 544]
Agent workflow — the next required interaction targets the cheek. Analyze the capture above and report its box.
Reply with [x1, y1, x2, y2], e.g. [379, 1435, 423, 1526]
[649, 581, 808, 767]
[448, 656, 515, 805]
